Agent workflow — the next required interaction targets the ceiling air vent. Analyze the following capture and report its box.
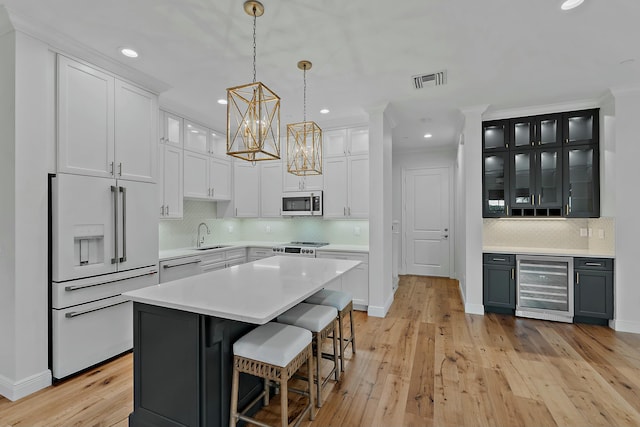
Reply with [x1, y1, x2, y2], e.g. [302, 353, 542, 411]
[412, 70, 447, 89]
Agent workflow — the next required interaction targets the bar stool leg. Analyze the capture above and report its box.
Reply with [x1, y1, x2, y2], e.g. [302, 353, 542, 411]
[338, 312, 345, 372]
[264, 379, 270, 406]
[229, 366, 240, 427]
[349, 309, 356, 354]
[332, 319, 339, 381]
[280, 376, 288, 427]
[315, 332, 322, 408]
[308, 346, 316, 420]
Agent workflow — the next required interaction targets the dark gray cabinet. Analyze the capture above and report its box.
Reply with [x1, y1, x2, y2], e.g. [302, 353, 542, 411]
[574, 257, 614, 324]
[129, 303, 263, 427]
[482, 108, 599, 218]
[483, 253, 516, 313]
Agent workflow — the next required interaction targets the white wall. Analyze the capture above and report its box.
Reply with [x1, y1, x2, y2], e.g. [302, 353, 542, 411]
[0, 29, 52, 400]
[458, 107, 486, 314]
[610, 87, 640, 333]
[455, 136, 466, 294]
[367, 106, 394, 317]
[392, 148, 456, 274]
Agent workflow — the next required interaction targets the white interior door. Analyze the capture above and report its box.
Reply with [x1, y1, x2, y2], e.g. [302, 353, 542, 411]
[403, 167, 451, 277]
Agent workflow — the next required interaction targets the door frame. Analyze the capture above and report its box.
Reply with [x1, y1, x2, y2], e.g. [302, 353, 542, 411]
[401, 166, 455, 278]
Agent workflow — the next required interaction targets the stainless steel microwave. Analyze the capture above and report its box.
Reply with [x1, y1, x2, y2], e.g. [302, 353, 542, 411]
[282, 191, 323, 216]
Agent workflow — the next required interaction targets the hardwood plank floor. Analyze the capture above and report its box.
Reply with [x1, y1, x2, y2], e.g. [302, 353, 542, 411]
[2, 275, 640, 426]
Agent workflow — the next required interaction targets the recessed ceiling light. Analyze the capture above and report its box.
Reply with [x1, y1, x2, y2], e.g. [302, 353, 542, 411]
[561, 0, 584, 11]
[320, 109, 330, 114]
[424, 133, 433, 138]
[217, 99, 228, 105]
[120, 47, 138, 58]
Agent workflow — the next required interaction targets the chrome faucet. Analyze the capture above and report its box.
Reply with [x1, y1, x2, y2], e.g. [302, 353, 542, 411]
[197, 222, 211, 248]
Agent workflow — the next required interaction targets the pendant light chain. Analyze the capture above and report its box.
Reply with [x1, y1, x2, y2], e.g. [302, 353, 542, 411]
[303, 65, 307, 123]
[252, 7, 257, 83]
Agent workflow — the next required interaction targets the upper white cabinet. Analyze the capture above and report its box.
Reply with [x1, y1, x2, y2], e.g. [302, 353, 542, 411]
[323, 126, 369, 218]
[281, 137, 323, 192]
[261, 162, 283, 217]
[183, 150, 210, 199]
[209, 156, 232, 201]
[233, 162, 260, 217]
[158, 143, 183, 218]
[184, 121, 209, 154]
[57, 55, 158, 183]
[161, 111, 183, 147]
[323, 126, 369, 158]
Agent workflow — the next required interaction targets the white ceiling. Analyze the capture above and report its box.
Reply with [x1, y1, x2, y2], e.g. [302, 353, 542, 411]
[2, 0, 640, 151]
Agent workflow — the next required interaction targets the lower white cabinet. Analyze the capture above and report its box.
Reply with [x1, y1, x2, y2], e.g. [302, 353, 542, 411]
[158, 143, 183, 218]
[247, 247, 274, 262]
[160, 248, 248, 283]
[315, 250, 369, 310]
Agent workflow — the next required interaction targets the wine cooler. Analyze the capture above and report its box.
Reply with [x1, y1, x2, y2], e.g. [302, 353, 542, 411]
[516, 255, 574, 323]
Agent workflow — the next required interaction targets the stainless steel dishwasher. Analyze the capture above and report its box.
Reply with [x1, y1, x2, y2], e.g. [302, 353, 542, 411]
[516, 255, 574, 323]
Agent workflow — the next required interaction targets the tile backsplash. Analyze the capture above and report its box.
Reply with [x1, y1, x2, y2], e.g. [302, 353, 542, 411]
[159, 200, 369, 250]
[483, 217, 615, 253]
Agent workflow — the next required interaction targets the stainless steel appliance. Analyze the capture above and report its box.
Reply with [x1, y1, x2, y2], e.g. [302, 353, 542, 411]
[272, 242, 329, 257]
[281, 191, 323, 216]
[516, 255, 574, 323]
[50, 173, 159, 379]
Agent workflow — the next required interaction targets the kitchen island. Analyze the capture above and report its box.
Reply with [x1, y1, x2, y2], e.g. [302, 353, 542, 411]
[124, 256, 361, 427]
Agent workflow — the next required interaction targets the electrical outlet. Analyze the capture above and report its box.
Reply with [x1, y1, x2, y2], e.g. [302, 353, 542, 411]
[588, 228, 593, 237]
[265, 225, 271, 233]
[580, 228, 587, 237]
[354, 226, 361, 236]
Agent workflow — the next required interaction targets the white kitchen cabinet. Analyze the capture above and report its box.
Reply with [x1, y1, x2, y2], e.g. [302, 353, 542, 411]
[283, 166, 323, 192]
[184, 120, 209, 154]
[316, 251, 369, 310]
[183, 150, 210, 199]
[158, 143, 183, 218]
[160, 111, 183, 147]
[247, 247, 274, 262]
[233, 162, 260, 217]
[323, 126, 369, 158]
[209, 156, 232, 200]
[323, 154, 369, 219]
[261, 162, 283, 217]
[57, 55, 158, 183]
[115, 80, 158, 183]
[209, 131, 227, 156]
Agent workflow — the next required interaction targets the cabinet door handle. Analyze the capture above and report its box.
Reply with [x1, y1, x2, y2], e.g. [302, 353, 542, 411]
[565, 138, 569, 144]
[348, 207, 351, 216]
[118, 162, 123, 176]
[111, 185, 118, 264]
[531, 141, 534, 147]
[344, 207, 346, 216]
[120, 186, 127, 263]
[66, 300, 128, 318]
[110, 161, 114, 176]
[505, 142, 509, 149]
[506, 205, 509, 216]
[565, 204, 570, 216]
[538, 194, 541, 205]
[576, 272, 580, 285]
[492, 257, 506, 261]
[511, 268, 515, 280]
[160, 205, 164, 215]
[585, 262, 602, 267]
[166, 205, 169, 215]
[211, 188, 214, 198]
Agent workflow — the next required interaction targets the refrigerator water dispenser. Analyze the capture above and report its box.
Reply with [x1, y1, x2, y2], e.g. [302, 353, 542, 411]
[73, 225, 105, 267]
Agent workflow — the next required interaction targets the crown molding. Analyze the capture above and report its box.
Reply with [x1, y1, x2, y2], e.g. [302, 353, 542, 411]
[0, 5, 170, 94]
[482, 98, 600, 121]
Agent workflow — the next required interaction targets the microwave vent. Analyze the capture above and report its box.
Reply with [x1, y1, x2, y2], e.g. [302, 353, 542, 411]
[412, 70, 447, 89]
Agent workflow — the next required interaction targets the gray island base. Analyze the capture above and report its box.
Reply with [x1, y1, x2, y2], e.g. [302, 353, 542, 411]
[124, 256, 361, 427]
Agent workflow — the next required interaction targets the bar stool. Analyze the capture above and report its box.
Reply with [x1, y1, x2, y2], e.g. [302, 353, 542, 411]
[230, 322, 315, 427]
[305, 289, 356, 372]
[277, 303, 338, 407]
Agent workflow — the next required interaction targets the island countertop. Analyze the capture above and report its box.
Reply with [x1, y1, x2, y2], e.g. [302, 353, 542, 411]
[124, 256, 361, 324]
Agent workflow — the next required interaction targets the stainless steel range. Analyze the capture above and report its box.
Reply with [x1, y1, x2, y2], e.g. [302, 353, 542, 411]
[272, 241, 329, 258]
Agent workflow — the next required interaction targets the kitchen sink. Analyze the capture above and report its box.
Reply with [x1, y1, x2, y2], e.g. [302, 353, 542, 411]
[193, 245, 230, 251]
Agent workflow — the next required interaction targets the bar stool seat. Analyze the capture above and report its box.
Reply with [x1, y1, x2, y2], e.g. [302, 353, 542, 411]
[230, 322, 314, 427]
[277, 303, 338, 407]
[305, 289, 356, 372]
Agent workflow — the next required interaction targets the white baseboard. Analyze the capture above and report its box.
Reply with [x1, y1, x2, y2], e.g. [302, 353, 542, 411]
[457, 281, 484, 315]
[0, 370, 52, 401]
[610, 319, 640, 334]
[368, 292, 395, 318]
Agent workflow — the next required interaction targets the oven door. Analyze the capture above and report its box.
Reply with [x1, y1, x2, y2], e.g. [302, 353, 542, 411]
[281, 192, 322, 216]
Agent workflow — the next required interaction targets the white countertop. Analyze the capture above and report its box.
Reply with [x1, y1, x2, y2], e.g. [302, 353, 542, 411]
[483, 246, 615, 258]
[159, 241, 369, 261]
[124, 256, 361, 324]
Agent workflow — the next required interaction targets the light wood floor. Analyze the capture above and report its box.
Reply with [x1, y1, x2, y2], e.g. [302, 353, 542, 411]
[2, 275, 640, 426]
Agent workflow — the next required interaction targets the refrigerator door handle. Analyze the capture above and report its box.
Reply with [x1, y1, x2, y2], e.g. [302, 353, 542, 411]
[120, 186, 127, 263]
[65, 300, 128, 318]
[111, 185, 118, 264]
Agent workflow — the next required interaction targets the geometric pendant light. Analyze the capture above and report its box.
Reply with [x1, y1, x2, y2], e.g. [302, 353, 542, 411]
[227, 0, 280, 162]
[287, 60, 322, 175]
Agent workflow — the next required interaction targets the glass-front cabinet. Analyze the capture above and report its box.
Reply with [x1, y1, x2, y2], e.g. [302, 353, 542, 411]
[482, 108, 599, 218]
[564, 145, 599, 217]
[483, 152, 509, 217]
